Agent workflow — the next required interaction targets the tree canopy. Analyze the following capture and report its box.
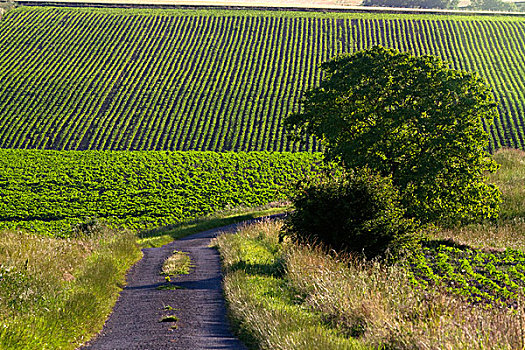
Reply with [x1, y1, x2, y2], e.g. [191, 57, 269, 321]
[285, 46, 501, 225]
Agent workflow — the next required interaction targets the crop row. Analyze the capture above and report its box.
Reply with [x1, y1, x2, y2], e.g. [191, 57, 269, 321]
[0, 150, 324, 236]
[0, 8, 525, 151]
[410, 243, 525, 308]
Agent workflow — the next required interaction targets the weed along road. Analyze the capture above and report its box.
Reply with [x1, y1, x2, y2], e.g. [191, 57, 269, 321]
[81, 216, 282, 349]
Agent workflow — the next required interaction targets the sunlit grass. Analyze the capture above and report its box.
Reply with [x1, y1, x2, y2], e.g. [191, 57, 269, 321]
[213, 220, 365, 350]
[217, 220, 525, 349]
[138, 203, 288, 248]
[0, 227, 141, 349]
[432, 149, 525, 250]
[491, 148, 525, 220]
[162, 251, 192, 276]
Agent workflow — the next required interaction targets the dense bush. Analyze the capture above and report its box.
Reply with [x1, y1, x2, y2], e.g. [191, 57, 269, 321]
[285, 46, 501, 226]
[283, 169, 420, 260]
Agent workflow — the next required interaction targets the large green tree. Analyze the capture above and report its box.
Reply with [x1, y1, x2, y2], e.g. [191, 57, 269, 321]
[285, 46, 501, 225]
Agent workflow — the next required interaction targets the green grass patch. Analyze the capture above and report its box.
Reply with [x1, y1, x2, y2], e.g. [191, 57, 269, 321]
[156, 284, 184, 290]
[213, 220, 365, 350]
[162, 251, 192, 276]
[138, 205, 287, 248]
[0, 228, 142, 349]
[160, 315, 179, 323]
[491, 149, 525, 220]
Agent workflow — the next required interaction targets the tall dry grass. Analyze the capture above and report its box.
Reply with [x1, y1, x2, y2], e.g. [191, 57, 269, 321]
[215, 220, 364, 350]
[218, 220, 525, 349]
[216, 149, 525, 349]
[286, 242, 524, 349]
[0, 227, 141, 349]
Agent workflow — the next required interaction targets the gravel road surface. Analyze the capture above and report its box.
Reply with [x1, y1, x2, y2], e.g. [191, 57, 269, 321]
[81, 216, 282, 349]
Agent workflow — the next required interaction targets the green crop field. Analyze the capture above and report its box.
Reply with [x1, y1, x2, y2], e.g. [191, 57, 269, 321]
[411, 243, 525, 308]
[0, 150, 323, 235]
[0, 7, 524, 152]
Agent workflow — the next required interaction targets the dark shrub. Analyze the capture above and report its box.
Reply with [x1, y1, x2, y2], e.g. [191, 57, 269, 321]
[283, 169, 420, 260]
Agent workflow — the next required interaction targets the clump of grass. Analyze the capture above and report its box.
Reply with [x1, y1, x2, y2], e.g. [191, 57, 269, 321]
[160, 315, 178, 322]
[162, 251, 192, 276]
[217, 220, 525, 349]
[0, 227, 141, 349]
[156, 284, 184, 290]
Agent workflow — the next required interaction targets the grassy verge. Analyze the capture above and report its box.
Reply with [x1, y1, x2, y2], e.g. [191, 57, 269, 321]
[213, 221, 365, 350]
[0, 227, 142, 349]
[0, 203, 285, 349]
[215, 220, 525, 349]
[213, 149, 525, 349]
[137, 203, 288, 248]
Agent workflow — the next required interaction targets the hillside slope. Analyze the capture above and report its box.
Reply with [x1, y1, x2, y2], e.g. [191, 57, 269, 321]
[1, 7, 524, 151]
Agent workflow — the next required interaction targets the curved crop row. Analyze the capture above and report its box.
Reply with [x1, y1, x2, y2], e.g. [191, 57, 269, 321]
[0, 8, 525, 151]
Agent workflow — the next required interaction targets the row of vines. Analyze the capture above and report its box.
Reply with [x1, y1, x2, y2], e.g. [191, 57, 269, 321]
[0, 150, 323, 235]
[0, 8, 524, 151]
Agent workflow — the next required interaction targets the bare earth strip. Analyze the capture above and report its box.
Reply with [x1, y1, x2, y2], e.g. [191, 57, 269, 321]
[80, 215, 282, 350]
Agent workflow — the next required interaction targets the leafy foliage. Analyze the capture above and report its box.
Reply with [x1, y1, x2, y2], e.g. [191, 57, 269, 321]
[283, 169, 420, 259]
[0, 150, 324, 236]
[1, 8, 525, 151]
[286, 46, 501, 225]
